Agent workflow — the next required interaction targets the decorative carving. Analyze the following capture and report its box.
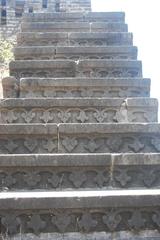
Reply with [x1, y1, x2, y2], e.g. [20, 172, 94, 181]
[85, 139, 100, 153]
[93, 110, 108, 123]
[128, 210, 145, 230]
[4, 140, 18, 153]
[43, 139, 57, 152]
[40, 111, 54, 123]
[107, 137, 122, 152]
[94, 171, 109, 187]
[21, 111, 36, 123]
[128, 139, 145, 153]
[76, 111, 88, 123]
[151, 137, 160, 152]
[48, 173, 60, 188]
[57, 111, 71, 123]
[1, 214, 21, 235]
[114, 169, 131, 187]
[52, 213, 71, 232]
[103, 211, 121, 231]
[24, 139, 38, 152]
[24, 172, 41, 187]
[142, 170, 157, 187]
[78, 213, 97, 232]
[61, 137, 78, 152]
[3, 110, 17, 123]
[27, 214, 46, 235]
[69, 171, 87, 188]
[152, 211, 160, 228]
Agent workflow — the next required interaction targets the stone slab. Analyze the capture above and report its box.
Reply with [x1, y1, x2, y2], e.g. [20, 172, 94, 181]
[0, 124, 57, 154]
[9, 59, 142, 79]
[14, 46, 137, 60]
[19, 77, 150, 98]
[0, 98, 157, 123]
[22, 12, 125, 23]
[58, 123, 160, 153]
[21, 22, 128, 33]
[1, 153, 160, 191]
[17, 32, 133, 46]
[0, 190, 160, 234]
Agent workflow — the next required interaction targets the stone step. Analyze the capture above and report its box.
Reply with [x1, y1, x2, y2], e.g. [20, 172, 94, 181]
[14, 46, 137, 60]
[21, 22, 128, 33]
[9, 60, 142, 79]
[1, 123, 160, 154]
[17, 32, 133, 46]
[0, 190, 160, 236]
[0, 153, 160, 191]
[23, 12, 125, 23]
[18, 77, 150, 99]
[0, 124, 57, 154]
[0, 98, 157, 124]
[58, 123, 160, 153]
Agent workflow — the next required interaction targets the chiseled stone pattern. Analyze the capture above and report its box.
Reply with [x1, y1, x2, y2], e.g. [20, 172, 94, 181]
[1, 6, 160, 240]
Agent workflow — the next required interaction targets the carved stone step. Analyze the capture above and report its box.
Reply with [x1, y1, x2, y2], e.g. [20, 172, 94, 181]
[0, 153, 160, 191]
[14, 46, 137, 60]
[0, 98, 157, 124]
[9, 60, 142, 79]
[58, 123, 160, 153]
[0, 124, 57, 154]
[19, 77, 150, 99]
[23, 12, 125, 23]
[21, 22, 128, 33]
[0, 189, 160, 236]
[17, 32, 133, 46]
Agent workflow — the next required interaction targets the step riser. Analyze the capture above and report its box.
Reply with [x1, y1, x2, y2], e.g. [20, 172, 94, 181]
[21, 22, 128, 33]
[18, 78, 150, 99]
[10, 60, 142, 79]
[22, 12, 125, 23]
[0, 124, 160, 154]
[14, 46, 137, 60]
[17, 32, 133, 46]
[0, 99, 157, 123]
[0, 192, 160, 235]
[0, 154, 160, 191]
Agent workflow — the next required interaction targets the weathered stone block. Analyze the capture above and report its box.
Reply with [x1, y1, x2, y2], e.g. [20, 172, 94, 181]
[17, 32, 133, 46]
[23, 12, 125, 23]
[9, 59, 142, 79]
[21, 22, 128, 33]
[0, 98, 157, 123]
[0, 190, 160, 235]
[19, 77, 150, 98]
[0, 124, 57, 154]
[0, 153, 160, 191]
[1, 77, 19, 98]
[14, 46, 137, 60]
[58, 123, 160, 153]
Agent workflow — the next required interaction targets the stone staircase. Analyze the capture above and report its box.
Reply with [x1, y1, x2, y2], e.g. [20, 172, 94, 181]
[1, 11, 160, 240]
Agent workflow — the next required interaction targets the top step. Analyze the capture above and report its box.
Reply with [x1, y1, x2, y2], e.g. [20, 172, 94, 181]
[23, 12, 125, 23]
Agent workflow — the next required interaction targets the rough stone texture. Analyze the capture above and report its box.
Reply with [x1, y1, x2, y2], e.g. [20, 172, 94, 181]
[0, 98, 157, 123]
[14, 46, 137, 60]
[17, 32, 133, 46]
[19, 77, 150, 98]
[1, 4, 160, 239]
[0, 153, 160, 191]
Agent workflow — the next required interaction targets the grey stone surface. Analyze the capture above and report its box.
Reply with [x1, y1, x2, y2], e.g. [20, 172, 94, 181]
[17, 32, 133, 46]
[19, 77, 150, 98]
[14, 46, 137, 60]
[1, 5, 160, 238]
[9, 59, 142, 79]
[23, 12, 125, 23]
[20, 22, 128, 33]
[0, 98, 157, 123]
[1, 153, 160, 191]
